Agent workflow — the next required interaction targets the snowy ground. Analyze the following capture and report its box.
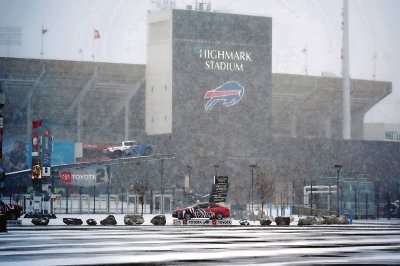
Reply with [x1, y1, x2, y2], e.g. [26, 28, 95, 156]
[1, 215, 400, 265]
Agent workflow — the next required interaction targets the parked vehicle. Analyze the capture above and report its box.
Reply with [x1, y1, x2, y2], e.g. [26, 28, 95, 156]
[172, 202, 230, 220]
[0, 200, 23, 220]
[384, 200, 399, 219]
[103, 141, 153, 159]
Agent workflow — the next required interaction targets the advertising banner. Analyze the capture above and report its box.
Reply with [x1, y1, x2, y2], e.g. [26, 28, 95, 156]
[59, 166, 108, 187]
[0, 114, 3, 160]
[51, 142, 75, 165]
[173, 219, 232, 226]
[1, 139, 28, 172]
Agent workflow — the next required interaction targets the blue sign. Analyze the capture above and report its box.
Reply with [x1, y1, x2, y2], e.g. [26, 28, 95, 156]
[52, 142, 75, 165]
[27, 141, 75, 167]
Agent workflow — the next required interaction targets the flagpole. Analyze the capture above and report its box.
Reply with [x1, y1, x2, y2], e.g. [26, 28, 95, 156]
[93, 30, 100, 72]
[79, 49, 83, 61]
[41, 25, 44, 60]
[302, 45, 308, 75]
[92, 35, 95, 63]
[372, 51, 377, 80]
[92, 33, 96, 74]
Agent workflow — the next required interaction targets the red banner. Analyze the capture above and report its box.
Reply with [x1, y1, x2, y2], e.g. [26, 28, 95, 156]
[32, 120, 43, 129]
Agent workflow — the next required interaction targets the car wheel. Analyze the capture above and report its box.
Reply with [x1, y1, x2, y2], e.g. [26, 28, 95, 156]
[184, 212, 192, 220]
[142, 146, 152, 156]
[113, 150, 122, 159]
[215, 212, 223, 220]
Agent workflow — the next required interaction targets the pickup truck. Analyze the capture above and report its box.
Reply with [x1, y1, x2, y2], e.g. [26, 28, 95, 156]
[103, 141, 153, 159]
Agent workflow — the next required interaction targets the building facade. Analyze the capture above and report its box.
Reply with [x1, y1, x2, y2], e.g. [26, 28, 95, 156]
[0, 8, 398, 216]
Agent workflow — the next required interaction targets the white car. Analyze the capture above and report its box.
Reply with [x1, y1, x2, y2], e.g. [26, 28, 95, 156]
[103, 141, 154, 159]
[103, 141, 137, 158]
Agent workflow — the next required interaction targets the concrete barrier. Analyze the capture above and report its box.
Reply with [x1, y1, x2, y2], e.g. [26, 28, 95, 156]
[6, 220, 22, 227]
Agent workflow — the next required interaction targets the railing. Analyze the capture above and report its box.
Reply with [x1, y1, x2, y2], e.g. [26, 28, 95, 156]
[9, 194, 152, 215]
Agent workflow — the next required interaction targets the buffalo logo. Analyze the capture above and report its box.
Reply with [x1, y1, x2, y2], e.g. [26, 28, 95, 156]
[204, 81, 244, 111]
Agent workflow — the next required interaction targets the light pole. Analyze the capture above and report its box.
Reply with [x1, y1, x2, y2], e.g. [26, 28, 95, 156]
[310, 177, 313, 216]
[397, 182, 399, 218]
[354, 183, 357, 219]
[334, 164, 343, 215]
[186, 165, 192, 194]
[160, 159, 164, 214]
[249, 164, 257, 218]
[213, 164, 219, 178]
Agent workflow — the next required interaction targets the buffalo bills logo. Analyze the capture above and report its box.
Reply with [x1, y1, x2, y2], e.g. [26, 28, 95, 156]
[204, 81, 244, 111]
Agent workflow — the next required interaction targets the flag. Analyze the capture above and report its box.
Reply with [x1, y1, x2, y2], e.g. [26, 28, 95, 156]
[42, 29, 48, 34]
[32, 120, 43, 129]
[94, 29, 101, 39]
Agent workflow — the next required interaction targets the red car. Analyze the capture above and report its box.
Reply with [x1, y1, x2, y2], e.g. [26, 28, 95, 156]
[0, 200, 23, 220]
[172, 202, 230, 220]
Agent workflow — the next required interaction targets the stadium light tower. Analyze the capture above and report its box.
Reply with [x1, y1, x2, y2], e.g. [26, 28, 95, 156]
[342, 0, 351, 139]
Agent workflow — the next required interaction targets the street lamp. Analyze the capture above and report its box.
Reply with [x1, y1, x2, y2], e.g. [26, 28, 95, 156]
[160, 159, 164, 214]
[186, 165, 192, 194]
[334, 164, 343, 215]
[249, 164, 257, 218]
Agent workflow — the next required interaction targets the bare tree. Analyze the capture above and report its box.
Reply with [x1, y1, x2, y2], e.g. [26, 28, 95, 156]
[232, 173, 246, 204]
[134, 179, 150, 215]
[255, 168, 276, 218]
[279, 182, 290, 215]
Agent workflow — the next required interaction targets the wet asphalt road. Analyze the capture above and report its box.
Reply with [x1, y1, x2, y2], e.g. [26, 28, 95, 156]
[1, 223, 400, 265]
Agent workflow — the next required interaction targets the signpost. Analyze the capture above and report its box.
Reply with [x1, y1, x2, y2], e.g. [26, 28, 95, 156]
[32, 120, 53, 191]
[209, 176, 229, 203]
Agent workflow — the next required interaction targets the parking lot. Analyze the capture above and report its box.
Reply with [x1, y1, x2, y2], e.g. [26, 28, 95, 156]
[1, 219, 400, 265]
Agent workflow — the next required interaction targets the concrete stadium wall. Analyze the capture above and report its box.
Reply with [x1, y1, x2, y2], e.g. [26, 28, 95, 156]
[0, 58, 146, 143]
[1, 57, 398, 209]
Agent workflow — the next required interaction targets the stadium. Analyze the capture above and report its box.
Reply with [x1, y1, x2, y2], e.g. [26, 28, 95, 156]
[0, 7, 399, 217]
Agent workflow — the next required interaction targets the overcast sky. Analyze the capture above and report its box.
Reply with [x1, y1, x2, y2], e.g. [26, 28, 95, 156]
[0, 0, 399, 123]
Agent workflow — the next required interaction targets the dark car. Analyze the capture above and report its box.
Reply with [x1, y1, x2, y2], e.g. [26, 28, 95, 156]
[0, 200, 23, 220]
[172, 202, 230, 220]
[384, 200, 399, 219]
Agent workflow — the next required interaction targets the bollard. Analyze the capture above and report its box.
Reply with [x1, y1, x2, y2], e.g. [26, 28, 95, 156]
[0, 214, 7, 232]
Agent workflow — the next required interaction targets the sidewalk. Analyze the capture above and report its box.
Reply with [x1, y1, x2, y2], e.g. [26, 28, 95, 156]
[352, 218, 400, 225]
